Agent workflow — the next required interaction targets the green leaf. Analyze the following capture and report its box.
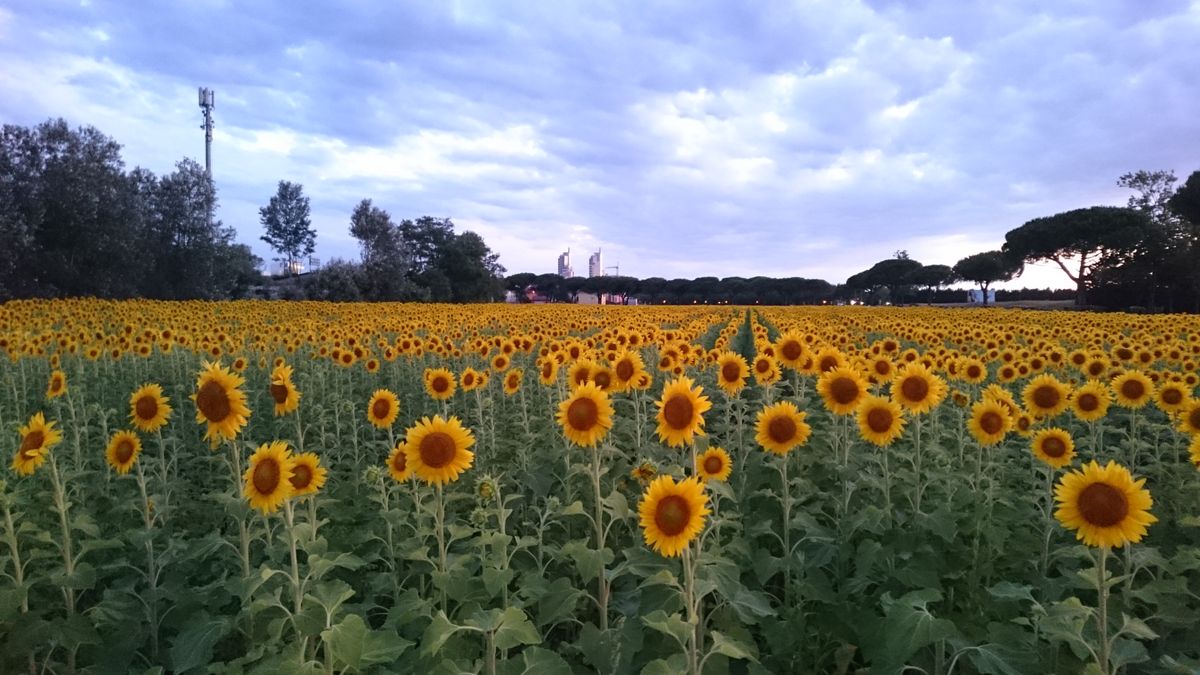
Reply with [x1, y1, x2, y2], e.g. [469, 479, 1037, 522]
[482, 565, 516, 597]
[494, 606, 541, 650]
[964, 644, 1027, 675]
[640, 655, 688, 675]
[561, 500, 587, 517]
[306, 579, 356, 616]
[1117, 614, 1158, 641]
[509, 646, 572, 674]
[422, 610, 467, 657]
[987, 581, 1036, 604]
[169, 615, 229, 674]
[642, 609, 692, 648]
[709, 630, 758, 662]
[322, 613, 411, 670]
[1109, 637, 1150, 669]
[864, 590, 958, 670]
[602, 490, 630, 519]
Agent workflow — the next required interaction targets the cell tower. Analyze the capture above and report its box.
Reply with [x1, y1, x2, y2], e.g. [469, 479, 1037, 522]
[198, 87, 215, 176]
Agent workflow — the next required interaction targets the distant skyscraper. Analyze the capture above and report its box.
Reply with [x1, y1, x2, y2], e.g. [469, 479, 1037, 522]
[588, 249, 603, 277]
[557, 249, 574, 278]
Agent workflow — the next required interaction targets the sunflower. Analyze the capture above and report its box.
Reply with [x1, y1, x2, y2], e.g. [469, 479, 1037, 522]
[856, 395, 906, 446]
[890, 363, 947, 415]
[244, 441, 295, 514]
[1013, 411, 1037, 437]
[538, 359, 560, 386]
[1189, 435, 1200, 469]
[959, 357, 987, 385]
[366, 389, 400, 429]
[387, 442, 413, 482]
[10, 412, 63, 476]
[638, 475, 709, 557]
[1111, 371, 1154, 409]
[460, 367, 482, 392]
[1177, 399, 1200, 436]
[402, 415, 475, 485]
[1154, 381, 1190, 414]
[288, 452, 327, 497]
[503, 368, 523, 396]
[1022, 374, 1071, 419]
[556, 382, 614, 447]
[818, 367, 868, 416]
[1031, 428, 1075, 469]
[491, 353, 510, 372]
[630, 460, 658, 483]
[774, 331, 809, 369]
[751, 354, 781, 385]
[46, 370, 68, 399]
[1070, 380, 1111, 422]
[714, 352, 749, 396]
[967, 398, 1011, 447]
[591, 367, 614, 392]
[104, 430, 142, 475]
[610, 350, 646, 392]
[192, 361, 251, 446]
[424, 368, 457, 401]
[695, 446, 732, 482]
[130, 383, 172, 433]
[269, 364, 301, 416]
[655, 376, 713, 448]
[755, 401, 812, 455]
[1054, 460, 1156, 548]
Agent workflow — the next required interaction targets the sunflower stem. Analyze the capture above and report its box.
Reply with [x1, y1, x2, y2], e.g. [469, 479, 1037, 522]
[284, 501, 306, 661]
[135, 461, 161, 661]
[1095, 546, 1111, 675]
[682, 546, 700, 675]
[434, 483, 448, 611]
[778, 454, 792, 608]
[589, 442, 610, 631]
[1039, 466, 1054, 579]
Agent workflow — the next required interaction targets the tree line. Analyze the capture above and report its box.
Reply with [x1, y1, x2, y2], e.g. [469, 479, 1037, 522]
[843, 169, 1200, 311]
[1, 119, 262, 300]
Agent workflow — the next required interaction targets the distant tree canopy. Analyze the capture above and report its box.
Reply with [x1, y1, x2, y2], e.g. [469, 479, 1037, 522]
[953, 251, 1021, 306]
[259, 180, 315, 274]
[504, 274, 835, 305]
[1002, 206, 1151, 306]
[0, 119, 262, 300]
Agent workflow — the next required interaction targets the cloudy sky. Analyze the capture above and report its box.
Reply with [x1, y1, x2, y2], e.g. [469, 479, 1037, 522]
[2, 1, 1198, 286]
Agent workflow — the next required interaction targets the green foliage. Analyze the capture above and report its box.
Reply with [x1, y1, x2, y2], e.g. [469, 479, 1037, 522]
[259, 180, 316, 273]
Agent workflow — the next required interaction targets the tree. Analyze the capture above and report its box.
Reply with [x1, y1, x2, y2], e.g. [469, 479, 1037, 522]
[435, 230, 506, 302]
[1002, 206, 1150, 306]
[905, 264, 959, 303]
[349, 199, 420, 300]
[146, 158, 227, 299]
[1167, 171, 1200, 312]
[1169, 171, 1200, 225]
[846, 256, 923, 304]
[260, 180, 315, 274]
[954, 251, 1021, 306]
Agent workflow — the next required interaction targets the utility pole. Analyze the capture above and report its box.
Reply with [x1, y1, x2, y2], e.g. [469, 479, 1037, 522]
[198, 88, 215, 226]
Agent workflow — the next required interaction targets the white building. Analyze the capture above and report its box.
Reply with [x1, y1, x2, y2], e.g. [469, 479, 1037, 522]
[557, 249, 574, 278]
[588, 249, 603, 278]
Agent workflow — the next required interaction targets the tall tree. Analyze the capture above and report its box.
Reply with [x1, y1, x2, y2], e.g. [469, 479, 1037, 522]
[147, 158, 227, 298]
[349, 199, 417, 300]
[906, 264, 959, 303]
[953, 251, 1021, 306]
[437, 230, 506, 302]
[259, 180, 315, 274]
[1002, 206, 1150, 306]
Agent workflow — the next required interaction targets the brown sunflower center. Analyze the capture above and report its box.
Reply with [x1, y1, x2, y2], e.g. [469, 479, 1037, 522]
[567, 397, 600, 431]
[829, 376, 860, 405]
[270, 383, 289, 404]
[196, 380, 232, 423]
[1188, 407, 1200, 430]
[1120, 378, 1145, 400]
[1077, 393, 1099, 412]
[721, 361, 741, 383]
[114, 438, 135, 464]
[252, 458, 281, 495]
[616, 360, 635, 381]
[1161, 388, 1182, 405]
[900, 376, 929, 403]
[703, 456, 724, 475]
[419, 431, 457, 468]
[592, 371, 611, 390]
[818, 356, 838, 373]
[875, 360, 892, 376]
[780, 340, 803, 362]
[392, 450, 407, 472]
[979, 411, 1004, 435]
[755, 359, 771, 374]
[19, 430, 45, 458]
[51, 377, 62, 392]
[1041, 436, 1067, 458]
[1077, 482, 1129, 528]
[372, 398, 392, 420]
[768, 415, 797, 444]
[662, 394, 694, 430]
[541, 363, 553, 379]
[654, 495, 691, 536]
[1087, 362, 1106, 377]
[431, 376, 449, 393]
[289, 463, 313, 489]
[966, 365, 982, 379]
[866, 407, 893, 434]
[1032, 385, 1060, 410]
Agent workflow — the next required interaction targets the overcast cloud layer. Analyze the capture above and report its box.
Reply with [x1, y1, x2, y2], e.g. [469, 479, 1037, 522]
[3, 0, 1198, 287]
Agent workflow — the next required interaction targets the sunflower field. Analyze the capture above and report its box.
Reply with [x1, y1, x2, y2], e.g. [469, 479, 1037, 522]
[2, 299, 1200, 674]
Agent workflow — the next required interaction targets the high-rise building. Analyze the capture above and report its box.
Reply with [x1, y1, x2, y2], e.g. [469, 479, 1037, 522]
[557, 249, 574, 278]
[588, 249, 603, 278]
